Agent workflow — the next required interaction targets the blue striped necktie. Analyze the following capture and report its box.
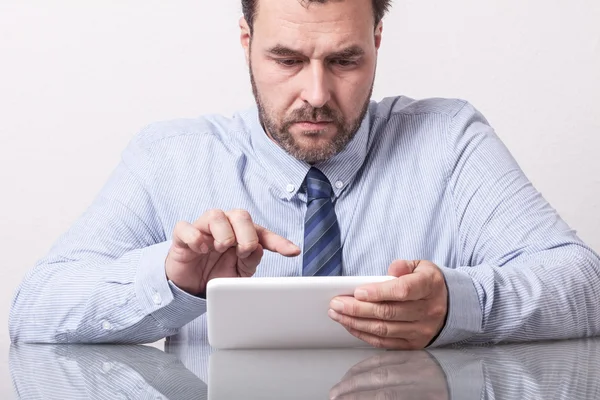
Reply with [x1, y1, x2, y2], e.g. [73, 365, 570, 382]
[302, 167, 343, 276]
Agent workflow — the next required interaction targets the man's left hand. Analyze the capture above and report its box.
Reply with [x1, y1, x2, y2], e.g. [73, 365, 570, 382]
[328, 260, 448, 349]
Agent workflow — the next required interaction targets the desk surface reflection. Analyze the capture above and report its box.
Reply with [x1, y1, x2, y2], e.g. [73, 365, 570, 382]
[8, 337, 600, 399]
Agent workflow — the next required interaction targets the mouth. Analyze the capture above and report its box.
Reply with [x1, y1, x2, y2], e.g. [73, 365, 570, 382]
[293, 121, 333, 130]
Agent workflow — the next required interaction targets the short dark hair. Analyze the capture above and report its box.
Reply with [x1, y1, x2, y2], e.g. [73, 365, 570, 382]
[242, 0, 392, 32]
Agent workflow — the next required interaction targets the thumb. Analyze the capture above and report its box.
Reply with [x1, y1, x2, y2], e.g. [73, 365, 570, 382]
[388, 259, 418, 277]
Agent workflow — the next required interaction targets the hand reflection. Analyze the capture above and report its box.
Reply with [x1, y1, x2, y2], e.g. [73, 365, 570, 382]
[329, 350, 449, 400]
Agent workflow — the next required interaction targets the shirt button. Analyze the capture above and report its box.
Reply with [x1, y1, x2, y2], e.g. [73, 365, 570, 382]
[335, 181, 344, 189]
[286, 184, 295, 193]
[101, 320, 112, 330]
[102, 362, 113, 373]
[152, 292, 162, 305]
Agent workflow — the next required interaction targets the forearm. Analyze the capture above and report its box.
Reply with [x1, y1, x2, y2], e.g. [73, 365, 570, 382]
[440, 101, 600, 346]
[432, 243, 600, 346]
[9, 241, 206, 344]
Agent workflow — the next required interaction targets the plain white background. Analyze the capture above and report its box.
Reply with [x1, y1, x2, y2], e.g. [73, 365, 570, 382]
[0, 0, 598, 368]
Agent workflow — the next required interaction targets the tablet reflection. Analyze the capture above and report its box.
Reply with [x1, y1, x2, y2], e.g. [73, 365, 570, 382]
[207, 347, 385, 399]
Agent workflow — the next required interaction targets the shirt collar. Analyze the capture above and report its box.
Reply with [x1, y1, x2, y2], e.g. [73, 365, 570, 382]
[241, 105, 373, 201]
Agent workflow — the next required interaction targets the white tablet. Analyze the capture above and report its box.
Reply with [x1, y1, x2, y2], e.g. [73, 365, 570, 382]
[206, 275, 395, 349]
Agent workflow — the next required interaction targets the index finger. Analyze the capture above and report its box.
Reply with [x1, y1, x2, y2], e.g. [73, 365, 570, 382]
[255, 224, 301, 257]
[355, 273, 431, 302]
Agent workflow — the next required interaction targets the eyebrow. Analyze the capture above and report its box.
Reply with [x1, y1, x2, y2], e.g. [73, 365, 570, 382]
[266, 44, 365, 59]
[327, 45, 365, 59]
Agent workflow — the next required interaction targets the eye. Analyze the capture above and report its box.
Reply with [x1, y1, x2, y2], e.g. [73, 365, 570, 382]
[276, 59, 302, 67]
[331, 59, 358, 68]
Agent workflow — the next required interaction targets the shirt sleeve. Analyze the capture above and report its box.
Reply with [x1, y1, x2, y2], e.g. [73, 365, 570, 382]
[9, 131, 206, 344]
[9, 344, 208, 400]
[430, 101, 600, 347]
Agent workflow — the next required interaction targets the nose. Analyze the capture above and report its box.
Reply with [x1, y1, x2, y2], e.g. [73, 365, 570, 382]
[300, 62, 332, 109]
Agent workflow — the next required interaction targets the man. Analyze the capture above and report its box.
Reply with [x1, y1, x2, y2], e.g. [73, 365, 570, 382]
[9, 0, 600, 349]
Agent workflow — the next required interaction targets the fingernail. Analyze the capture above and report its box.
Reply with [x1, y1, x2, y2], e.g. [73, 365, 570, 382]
[330, 299, 344, 313]
[200, 243, 209, 254]
[328, 309, 340, 320]
[355, 289, 368, 300]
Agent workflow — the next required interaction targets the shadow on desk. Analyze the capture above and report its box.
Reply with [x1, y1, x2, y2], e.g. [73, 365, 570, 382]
[9, 337, 600, 399]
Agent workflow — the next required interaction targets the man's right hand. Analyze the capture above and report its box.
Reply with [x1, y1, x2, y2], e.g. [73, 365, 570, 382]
[329, 351, 449, 400]
[165, 209, 301, 296]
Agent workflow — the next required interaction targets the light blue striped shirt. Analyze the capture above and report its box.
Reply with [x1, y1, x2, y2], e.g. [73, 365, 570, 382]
[8, 96, 600, 347]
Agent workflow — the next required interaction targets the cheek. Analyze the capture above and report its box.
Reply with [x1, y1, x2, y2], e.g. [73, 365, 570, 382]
[255, 73, 300, 114]
[253, 58, 293, 86]
[334, 74, 372, 114]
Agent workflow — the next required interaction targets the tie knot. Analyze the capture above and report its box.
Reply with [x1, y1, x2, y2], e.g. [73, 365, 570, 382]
[305, 167, 333, 201]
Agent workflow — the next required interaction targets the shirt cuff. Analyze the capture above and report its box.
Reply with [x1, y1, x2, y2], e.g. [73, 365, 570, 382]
[135, 241, 207, 330]
[428, 267, 482, 347]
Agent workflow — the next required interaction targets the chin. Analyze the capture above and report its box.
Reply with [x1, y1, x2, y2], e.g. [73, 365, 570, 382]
[295, 135, 333, 148]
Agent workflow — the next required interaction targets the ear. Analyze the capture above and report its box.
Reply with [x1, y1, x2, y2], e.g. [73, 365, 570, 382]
[239, 16, 251, 65]
[374, 20, 383, 50]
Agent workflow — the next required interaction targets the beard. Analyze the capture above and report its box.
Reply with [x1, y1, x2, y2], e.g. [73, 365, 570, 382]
[249, 61, 373, 164]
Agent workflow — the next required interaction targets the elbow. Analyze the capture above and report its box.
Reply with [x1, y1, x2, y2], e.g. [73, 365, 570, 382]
[8, 285, 25, 343]
[573, 244, 600, 277]
[7, 271, 59, 344]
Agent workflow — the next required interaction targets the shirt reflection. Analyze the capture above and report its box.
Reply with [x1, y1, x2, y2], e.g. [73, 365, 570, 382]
[9, 337, 600, 399]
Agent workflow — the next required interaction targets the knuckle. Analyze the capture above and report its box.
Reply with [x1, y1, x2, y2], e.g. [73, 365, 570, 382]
[206, 208, 227, 221]
[375, 303, 396, 320]
[227, 208, 250, 219]
[428, 304, 446, 320]
[393, 281, 409, 299]
[228, 208, 252, 222]
[344, 316, 357, 329]
[237, 239, 259, 254]
[220, 235, 237, 247]
[373, 321, 389, 337]
[350, 301, 362, 316]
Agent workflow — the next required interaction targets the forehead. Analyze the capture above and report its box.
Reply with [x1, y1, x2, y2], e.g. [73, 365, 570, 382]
[252, 0, 375, 53]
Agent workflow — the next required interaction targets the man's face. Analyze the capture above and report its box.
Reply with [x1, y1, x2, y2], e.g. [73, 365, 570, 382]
[242, 0, 382, 164]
